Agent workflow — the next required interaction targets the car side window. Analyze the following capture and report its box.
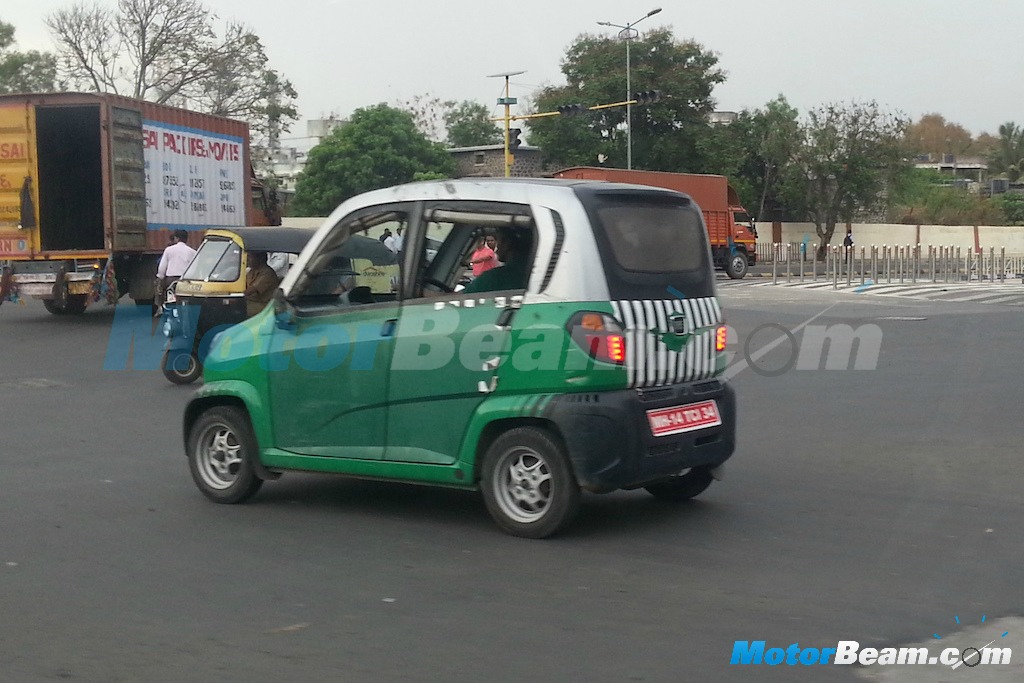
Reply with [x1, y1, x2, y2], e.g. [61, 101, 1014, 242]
[289, 206, 408, 309]
[411, 202, 537, 298]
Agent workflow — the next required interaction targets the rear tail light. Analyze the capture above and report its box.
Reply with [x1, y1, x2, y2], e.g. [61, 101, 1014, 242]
[715, 325, 727, 352]
[567, 311, 626, 364]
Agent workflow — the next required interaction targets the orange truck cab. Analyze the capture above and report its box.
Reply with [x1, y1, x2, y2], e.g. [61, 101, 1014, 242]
[551, 167, 757, 279]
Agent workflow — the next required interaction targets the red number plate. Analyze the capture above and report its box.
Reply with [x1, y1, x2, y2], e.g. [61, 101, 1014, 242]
[647, 400, 722, 437]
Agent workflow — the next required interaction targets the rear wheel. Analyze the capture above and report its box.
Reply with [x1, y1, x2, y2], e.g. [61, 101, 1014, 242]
[162, 349, 203, 385]
[187, 406, 263, 504]
[42, 295, 88, 315]
[644, 466, 714, 502]
[726, 251, 748, 279]
[42, 299, 68, 315]
[480, 427, 580, 539]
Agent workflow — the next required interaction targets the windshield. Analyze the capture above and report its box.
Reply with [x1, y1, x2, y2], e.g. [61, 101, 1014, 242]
[180, 237, 242, 282]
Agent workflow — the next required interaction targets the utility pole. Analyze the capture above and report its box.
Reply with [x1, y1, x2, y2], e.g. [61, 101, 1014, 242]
[488, 71, 525, 178]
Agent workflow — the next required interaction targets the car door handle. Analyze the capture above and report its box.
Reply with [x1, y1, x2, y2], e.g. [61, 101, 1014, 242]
[495, 308, 517, 328]
[381, 318, 398, 337]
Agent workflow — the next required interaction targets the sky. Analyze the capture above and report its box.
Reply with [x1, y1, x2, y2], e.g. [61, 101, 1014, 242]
[5, 0, 1022, 144]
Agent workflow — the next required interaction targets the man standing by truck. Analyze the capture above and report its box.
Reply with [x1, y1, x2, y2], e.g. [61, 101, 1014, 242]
[155, 229, 196, 314]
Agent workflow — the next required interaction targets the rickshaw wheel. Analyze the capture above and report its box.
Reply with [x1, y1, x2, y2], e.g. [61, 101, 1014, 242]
[162, 349, 202, 385]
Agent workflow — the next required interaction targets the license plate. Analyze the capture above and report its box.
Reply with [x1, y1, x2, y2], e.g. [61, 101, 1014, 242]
[647, 400, 722, 437]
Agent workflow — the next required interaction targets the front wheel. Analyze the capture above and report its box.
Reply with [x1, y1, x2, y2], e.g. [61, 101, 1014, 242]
[644, 466, 714, 502]
[480, 427, 580, 539]
[726, 252, 748, 279]
[187, 406, 264, 504]
[162, 349, 202, 385]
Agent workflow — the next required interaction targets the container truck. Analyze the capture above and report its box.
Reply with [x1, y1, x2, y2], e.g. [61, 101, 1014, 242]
[0, 92, 279, 314]
[550, 166, 757, 279]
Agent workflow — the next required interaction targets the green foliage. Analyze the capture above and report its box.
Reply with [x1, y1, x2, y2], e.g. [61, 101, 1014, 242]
[782, 101, 910, 251]
[685, 96, 803, 220]
[987, 122, 1024, 182]
[0, 21, 57, 93]
[444, 100, 502, 147]
[894, 186, 1004, 225]
[525, 28, 724, 171]
[991, 192, 1024, 225]
[289, 104, 455, 216]
[890, 168, 1014, 225]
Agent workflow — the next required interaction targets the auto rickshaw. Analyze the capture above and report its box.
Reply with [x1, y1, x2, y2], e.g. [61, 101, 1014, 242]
[160, 226, 316, 384]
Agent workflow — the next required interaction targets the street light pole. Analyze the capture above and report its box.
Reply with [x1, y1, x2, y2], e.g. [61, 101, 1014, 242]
[598, 7, 661, 170]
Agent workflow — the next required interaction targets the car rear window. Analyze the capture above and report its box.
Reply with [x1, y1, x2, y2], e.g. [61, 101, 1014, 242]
[596, 202, 706, 273]
[577, 188, 714, 300]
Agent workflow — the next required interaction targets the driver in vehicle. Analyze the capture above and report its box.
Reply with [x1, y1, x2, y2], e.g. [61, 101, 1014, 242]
[244, 251, 281, 317]
[461, 228, 532, 293]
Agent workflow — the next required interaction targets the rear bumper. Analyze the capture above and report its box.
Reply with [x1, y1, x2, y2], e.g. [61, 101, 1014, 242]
[544, 380, 736, 493]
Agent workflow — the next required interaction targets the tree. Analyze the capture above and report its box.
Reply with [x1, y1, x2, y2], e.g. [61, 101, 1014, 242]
[750, 97, 801, 220]
[444, 100, 502, 147]
[783, 101, 910, 254]
[45, 0, 297, 139]
[289, 104, 455, 216]
[525, 28, 725, 171]
[690, 96, 801, 220]
[987, 122, 1024, 182]
[396, 93, 449, 142]
[904, 113, 974, 157]
[0, 21, 57, 93]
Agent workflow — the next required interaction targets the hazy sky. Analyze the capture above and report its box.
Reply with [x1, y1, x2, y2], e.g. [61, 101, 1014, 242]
[5, 0, 1021, 142]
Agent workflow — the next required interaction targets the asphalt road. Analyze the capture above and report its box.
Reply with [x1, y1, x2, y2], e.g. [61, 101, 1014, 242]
[1, 289, 1021, 683]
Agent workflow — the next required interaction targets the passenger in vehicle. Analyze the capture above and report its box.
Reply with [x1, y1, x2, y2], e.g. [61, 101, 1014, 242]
[462, 228, 532, 293]
[244, 251, 281, 317]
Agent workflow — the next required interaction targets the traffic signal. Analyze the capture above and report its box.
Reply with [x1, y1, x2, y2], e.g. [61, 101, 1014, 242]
[557, 103, 587, 117]
[633, 90, 661, 105]
[509, 128, 522, 151]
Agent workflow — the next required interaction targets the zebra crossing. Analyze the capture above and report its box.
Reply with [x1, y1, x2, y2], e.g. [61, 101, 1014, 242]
[716, 274, 1024, 306]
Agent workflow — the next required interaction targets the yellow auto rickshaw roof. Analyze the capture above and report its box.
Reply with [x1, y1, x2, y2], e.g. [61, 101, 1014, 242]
[203, 226, 317, 254]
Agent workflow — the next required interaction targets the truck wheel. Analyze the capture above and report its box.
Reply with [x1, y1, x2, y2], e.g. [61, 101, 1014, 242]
[42, 299, 68, 315]
[187, 406, 264, 504]
[63, 295, 88, 314]
[162, 349, 203, 385]
[726, 252, 748, 279]
[644, 466, 714, 502]
[480, 427, 580, 539]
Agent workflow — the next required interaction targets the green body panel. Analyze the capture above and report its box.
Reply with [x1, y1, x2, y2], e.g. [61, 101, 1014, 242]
[259, 448, 474, 488]
[455, 393, 559, 468]
[383, 297, 509, 464]
[267, 302, 400, 459]
[192, 298, 724, 484]
[189, 378, 272, 444]
[496, 301, 628, 394]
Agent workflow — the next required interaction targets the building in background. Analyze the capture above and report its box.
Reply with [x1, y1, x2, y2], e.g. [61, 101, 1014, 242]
[264, 117, 347, 206]
[448, 144, 548, 178]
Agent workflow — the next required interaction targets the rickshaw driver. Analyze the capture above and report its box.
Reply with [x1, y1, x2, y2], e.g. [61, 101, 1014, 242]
[244, 251, 281, 317]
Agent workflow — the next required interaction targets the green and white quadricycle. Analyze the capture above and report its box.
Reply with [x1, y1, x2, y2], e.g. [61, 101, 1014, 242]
[183, 178, 736, 538]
